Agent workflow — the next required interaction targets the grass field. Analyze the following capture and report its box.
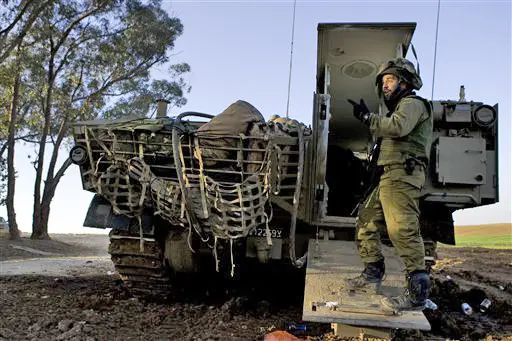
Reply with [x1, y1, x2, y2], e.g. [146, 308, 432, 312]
[452, 223, 512, 249]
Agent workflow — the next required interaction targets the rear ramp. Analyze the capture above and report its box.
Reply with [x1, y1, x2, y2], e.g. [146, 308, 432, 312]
[302, 239, 431, 338]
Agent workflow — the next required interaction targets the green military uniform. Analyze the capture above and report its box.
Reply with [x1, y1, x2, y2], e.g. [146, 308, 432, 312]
[347, 57, 434, 311]
[356, 95, 433, 273]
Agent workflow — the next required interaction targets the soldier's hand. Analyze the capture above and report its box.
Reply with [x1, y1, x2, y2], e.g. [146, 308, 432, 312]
[347, 98, 371, 125]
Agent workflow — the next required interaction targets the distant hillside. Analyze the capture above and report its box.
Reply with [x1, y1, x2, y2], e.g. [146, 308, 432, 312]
[453, 223, 511, 248]
[455, 223, 511, 236]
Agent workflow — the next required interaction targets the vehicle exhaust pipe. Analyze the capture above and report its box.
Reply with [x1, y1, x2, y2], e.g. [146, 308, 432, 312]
[156, 99, 170, 118]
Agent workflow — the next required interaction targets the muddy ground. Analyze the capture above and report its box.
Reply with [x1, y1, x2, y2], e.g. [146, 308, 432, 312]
[1, 234, 511, 341]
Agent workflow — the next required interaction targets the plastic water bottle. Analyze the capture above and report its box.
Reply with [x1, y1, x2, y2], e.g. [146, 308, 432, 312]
[424, 299, 438, 310]
[461, 303, 473, 315]
[288, 323, 307, 332]
[479, 298, 491, 313]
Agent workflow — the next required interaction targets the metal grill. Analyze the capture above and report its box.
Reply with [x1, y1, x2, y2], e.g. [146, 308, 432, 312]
[73, 117, 308, 242]
[96, 162, 146, 217]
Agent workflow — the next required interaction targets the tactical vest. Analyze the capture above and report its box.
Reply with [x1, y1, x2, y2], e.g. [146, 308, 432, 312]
[378, 95, 433, 166]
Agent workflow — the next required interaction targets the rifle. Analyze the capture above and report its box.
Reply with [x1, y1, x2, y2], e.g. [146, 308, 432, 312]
[349, 111, 391, 216]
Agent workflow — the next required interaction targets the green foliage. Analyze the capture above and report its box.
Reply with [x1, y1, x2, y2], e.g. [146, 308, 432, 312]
[0, 0, 52, 66]
[102, 73, 191, 119]
[0, 53, 22, 206]
[0, 0, 192, 235]
[2, 0, 192, 141]
[15, 0, 191, 139]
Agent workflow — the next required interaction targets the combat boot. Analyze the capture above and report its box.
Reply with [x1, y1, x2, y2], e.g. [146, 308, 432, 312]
[345, 260, 385, 293]
[381, 270, 430, 311]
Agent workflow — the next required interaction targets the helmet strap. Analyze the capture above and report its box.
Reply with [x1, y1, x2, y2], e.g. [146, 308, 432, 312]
[384, 88, 414, 111]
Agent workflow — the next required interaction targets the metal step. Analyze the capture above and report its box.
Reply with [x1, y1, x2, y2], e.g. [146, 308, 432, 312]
[302, 239, 431, 338]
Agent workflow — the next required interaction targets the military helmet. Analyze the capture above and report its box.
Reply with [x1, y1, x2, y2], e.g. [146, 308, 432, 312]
[375, 57, 423, 98]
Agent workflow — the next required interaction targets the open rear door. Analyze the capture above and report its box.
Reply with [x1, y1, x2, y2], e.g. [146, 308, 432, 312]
[310, 22, 417, 225]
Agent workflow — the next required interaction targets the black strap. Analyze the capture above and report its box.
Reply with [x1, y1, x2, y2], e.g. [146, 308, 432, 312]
[404, 94, 432, 121]
[403, 95, 432, 167]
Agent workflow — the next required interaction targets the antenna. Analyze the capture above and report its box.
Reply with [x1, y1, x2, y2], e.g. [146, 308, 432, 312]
[431, 0, 441, 101]
[285, 0, 297, 119]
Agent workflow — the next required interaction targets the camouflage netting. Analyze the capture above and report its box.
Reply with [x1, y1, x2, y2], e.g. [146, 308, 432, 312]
[127, 157, 184, 225]
[75, 100, 309, 272]
[97, 162, 146, 216]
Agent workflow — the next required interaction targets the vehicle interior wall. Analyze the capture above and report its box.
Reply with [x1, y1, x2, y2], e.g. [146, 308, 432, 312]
[325, 129, 371, 217]
[321, 59, 379, 217]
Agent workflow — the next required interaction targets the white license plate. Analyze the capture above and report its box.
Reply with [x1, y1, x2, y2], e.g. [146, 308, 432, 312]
[249, 227, 283, 239]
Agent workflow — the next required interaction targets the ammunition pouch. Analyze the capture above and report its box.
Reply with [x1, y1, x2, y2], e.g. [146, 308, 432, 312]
[404, 158, 416, 175]
[404, 157, 428, 175]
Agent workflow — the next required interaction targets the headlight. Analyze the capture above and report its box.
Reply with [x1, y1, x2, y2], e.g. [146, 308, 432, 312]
[472, 104, 496, 127]
[69, 145, 88, 165]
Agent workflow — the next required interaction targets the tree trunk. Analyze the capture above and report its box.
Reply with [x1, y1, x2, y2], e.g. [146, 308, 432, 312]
[38, 198, 51, 238]
[31, 218, 49, 239]
[31, 179, 50, 239]
[32, 158, 72, 239]
[7, 65, 21, 240]
[34, 181, 53, 240]
[31, 48, 54, 239]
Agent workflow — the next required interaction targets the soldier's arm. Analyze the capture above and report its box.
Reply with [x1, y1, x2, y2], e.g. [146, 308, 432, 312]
[368, 98, 425, 138]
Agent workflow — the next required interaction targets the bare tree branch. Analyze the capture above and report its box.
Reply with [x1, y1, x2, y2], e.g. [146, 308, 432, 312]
[101, 89, 137, 97]
[73, 56, 162, 102]
[45, 115, 68, 182]
[0, 0, 52, 65]
[70, 62, 85, 101]
[1, 132, 41, 158]
[0, 0, 33, 36]
[52, 10, 103, 79]
[0, 142, 6, 158]
[19, 135, 45, 143]
[53, 157, 71, 185]
[41, 156, 71, 204]
[53, 5, 104, 54]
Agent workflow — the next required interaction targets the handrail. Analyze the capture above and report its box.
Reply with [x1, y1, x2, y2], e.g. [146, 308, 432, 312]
[171, 112, 213, 242]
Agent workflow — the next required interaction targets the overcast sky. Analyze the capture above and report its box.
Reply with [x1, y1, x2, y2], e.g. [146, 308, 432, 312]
[3, 0, 510, 234]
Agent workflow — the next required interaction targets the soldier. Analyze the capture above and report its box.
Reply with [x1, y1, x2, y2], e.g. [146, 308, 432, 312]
[346, 57, 433, 311]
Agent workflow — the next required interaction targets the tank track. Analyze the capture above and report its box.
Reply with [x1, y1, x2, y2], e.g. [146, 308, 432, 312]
[108, 229, 172, 300]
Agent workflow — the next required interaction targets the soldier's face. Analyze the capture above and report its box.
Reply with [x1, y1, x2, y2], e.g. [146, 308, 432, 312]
[382, 74, 399, 99]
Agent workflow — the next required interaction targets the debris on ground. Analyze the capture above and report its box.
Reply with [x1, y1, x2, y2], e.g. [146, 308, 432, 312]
[0, 235, 511, 340]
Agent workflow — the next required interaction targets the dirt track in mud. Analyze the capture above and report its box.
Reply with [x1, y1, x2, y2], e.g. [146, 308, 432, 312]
[1, 235, 511, 341]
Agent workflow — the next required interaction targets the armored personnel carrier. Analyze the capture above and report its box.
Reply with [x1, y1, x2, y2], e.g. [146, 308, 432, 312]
[69, 22, 499, 300]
